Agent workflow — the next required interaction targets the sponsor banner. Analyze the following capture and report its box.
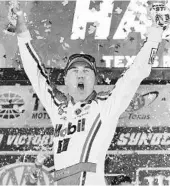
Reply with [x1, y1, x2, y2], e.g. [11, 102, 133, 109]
[1, 1, 170, 68]
[0, 86, 52, 127]
[110, 127, 170, 151]
[105, 153, 170, 186]
[0, 128, 54, 152]
[1, 84, 170, 185]
[137, 168, 170, 186]
[106, 126, 170, 185]
[119, 84, 170, 127]
[0, 127, 55, 186]
[1, 84, 170, 127]
[0, 126, 169, 185]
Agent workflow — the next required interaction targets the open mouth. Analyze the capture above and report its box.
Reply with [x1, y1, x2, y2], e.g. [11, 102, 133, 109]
[77, 83, 84, 91]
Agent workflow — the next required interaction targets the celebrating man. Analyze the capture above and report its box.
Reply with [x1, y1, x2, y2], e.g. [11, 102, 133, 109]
[14, 2, 170, 186]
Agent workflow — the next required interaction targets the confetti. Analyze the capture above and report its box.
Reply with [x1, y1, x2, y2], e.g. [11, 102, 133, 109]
[64, 42, 70, 48]
[60, 37, 64, 43]
[105, 77, 111, 84]
[62, 0, 69, 6]
[34, 30, 40, 35]
[36, 36, 44, 40]
[47, 60, 51, 66]
[115, 7, 122, 14]
[44, 23, 51, 28]
[41, 19, 47, 23]
[88, 25, 96, 34]
[44, 28, 51, 33]
[88, 22, 99, 34]
[62, 43, 70, 50]
[109, 44, 115, 48]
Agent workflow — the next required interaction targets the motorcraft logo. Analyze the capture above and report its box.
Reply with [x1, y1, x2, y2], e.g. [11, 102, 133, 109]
[0, 92, 25, 119]
[0, 163, 54, 185]
[126, 91, 159, 113]
[137, 168, 170, 186]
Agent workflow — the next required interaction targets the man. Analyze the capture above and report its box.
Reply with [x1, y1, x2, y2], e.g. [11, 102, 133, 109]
[14, 2, 170, 186]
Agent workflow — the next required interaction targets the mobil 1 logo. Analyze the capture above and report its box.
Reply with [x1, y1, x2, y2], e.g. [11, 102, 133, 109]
[54, 118, 86, 154]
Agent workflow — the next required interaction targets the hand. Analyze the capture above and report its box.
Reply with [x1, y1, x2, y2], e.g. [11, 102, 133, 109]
[35, 151, 50, 166]
[147, 3, 170, 30]
[26, 151, 50, 185]
[10, 2, 28, 34]
[12, 4, 24, 17]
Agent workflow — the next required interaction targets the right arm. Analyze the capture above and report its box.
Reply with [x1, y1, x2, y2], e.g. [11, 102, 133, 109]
[16, 10, 65, 119]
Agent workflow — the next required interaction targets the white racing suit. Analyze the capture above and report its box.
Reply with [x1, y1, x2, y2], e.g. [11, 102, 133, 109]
[17, 27, 162, 185]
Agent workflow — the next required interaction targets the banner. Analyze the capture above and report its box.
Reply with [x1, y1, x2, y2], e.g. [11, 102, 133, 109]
[1, 84, 170, 127]
[1, 127, 170, 185]
[0, 85, 51, 127]
[1, 83, 170, 185]
[119, 84, 170, 127]
[106, 127, 170, 186]
[0, 0, 170, 68]
[0, 127, 55, 185]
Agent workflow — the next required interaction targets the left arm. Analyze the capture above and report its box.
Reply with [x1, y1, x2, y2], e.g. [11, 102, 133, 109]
[99, 26, 163, 118]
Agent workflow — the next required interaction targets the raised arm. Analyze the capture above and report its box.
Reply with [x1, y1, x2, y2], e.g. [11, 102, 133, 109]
[99, 3, 170, 121]
[99, 26, 162, 118]
[110, 26, 162, 116]
[15, 8, 66, 120]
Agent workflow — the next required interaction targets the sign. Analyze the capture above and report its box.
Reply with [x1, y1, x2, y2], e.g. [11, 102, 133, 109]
[1, 126, 170, 185]
[0, 127, 55, 185]
[1, 83, 170, 185]
[1, 84, 170, 127]
[0, 0, 170, 68]
[0, 86, 51, 127]
[106, 126, 170, 185]
[137, 168, 170, 186]
[0, 128, 53, 151]
[119, 84, 170, 127]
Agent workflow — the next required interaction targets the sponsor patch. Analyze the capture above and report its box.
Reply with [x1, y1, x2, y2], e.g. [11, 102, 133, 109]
[149, 48, 158, 65]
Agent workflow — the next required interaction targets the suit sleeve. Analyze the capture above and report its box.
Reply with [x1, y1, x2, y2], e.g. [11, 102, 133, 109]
[17, 30, 65, 121]
[99, 26, 163, 120]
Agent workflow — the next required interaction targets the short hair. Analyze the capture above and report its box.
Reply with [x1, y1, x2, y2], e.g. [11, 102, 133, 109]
[64, 53, 97, 75]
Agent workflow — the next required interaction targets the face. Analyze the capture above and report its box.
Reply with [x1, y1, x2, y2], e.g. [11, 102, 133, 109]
[64, 62, 96, 103]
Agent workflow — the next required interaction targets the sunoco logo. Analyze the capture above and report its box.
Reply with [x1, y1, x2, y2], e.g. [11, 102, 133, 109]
[0, 92, 25, 119]
[117, 132, 170, 146]
[126, 91, 159, 112]
[0, 163, 54, 185]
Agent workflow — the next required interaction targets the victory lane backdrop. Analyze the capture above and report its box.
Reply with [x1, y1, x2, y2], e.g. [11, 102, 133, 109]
[0, 0, 170, 185]
[1, 69, 170, 185]
[0, 0, 170, 68]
